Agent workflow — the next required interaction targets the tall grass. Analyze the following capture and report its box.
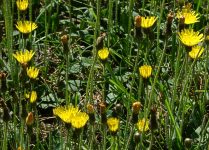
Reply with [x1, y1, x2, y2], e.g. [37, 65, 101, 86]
[0, 0, 209, 149]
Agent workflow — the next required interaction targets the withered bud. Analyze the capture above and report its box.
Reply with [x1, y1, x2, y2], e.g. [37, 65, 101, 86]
[184, 138, 192, 149]
[132, 102, 142, 114]
[0, 72, 7, 79]
[61, 34, 69, 45]
[0, 72, 7, 93]
[134, 16, 141, 28]
[87, 104, 95, 114]
[134, 132, 141, 144]
[115, 103, 123, 114]
[96, 33, 106, 50]
[167, 12, 174, 25]
[0, 98, 11, 122]
[26, 112, 34, 126]
[149, 106, 158, 131]
[179, 16, 185, 31]
[99, 102, 106, 114]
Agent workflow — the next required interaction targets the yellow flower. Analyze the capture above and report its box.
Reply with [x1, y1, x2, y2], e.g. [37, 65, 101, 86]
[16, 21, 38, 34]
[189, 45, 204, 59]
[178, 29, 203, 47]
[27, 67, 39, 79]
[107, 117, 119, 132]
[71, 112, 89, 129]
[53, 105, 79, 124]
[98, 47, 109, 60]
[16, 0, 28, 11]
[25, 91, 37, 103]
[139, 65, 152, 79]
[141, 16, 157, 28]
[26, 112, 34, 126]
[136, 118, 149, 132]
[13, 50, 35, 65]
[176, 3, 199, 25]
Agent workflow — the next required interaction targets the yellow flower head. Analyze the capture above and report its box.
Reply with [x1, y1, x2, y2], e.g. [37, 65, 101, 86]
[139, 65, 152, 79]
[27, 67, 39, 79]
[107, 117, 119, 132]
[13, 50, 35, 65]
[16, 0, 28, 11]
[176, 3, 199, 25]
[98, 47, 109, 60]
[136, 118, 149, 132]
[53, 105, 79, 124]
[189, 45, 204, 59]
[16, 21, 38, 34]
[178, 29, 203, 47]
[141, 16, 157, 28]
[71, 112, 89, 129]
[25, 91, 37, 103]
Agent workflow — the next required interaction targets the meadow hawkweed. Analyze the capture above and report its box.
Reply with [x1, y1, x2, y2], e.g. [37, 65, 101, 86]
[13, 50, 35, 66]
[139, 65, 152, 79]
[26, 112, 34, 126]
[177, 10, 199, 24]
[189, 45, 204, 59]
[26, 67, 39, 79]
[141, 16, 157, 28]
[178, 29, 203, 47]
[98, 47, 109, 60]
[136, 118, 149, 132]
[177, 3, 199, 25]
[107, 117, 119, 133]
[25, 91, 37, 103]
[71, 112, 89, 129]
[16, 0, 28, 11]
[53, 105, 79, 124]
[16, 21, 38, 34]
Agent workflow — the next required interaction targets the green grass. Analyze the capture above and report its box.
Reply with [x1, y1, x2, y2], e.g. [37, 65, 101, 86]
[0, 0, 209, 149]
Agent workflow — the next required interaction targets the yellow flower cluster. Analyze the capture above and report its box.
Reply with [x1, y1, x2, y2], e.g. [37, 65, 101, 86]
[25, 91, 37, 103]
[98, 47, 109, 61]
[16, 0, 28, 11]
[16, 21, 38, 34]
[13, 50, 35, 66]
[139, 65, 152, 79]
[53, 105, 89, 129]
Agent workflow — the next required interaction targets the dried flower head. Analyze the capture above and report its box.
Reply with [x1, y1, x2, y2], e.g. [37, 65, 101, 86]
[134, 16, 142, 28]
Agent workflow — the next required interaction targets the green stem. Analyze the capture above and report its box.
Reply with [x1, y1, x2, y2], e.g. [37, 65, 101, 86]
[3, 122, 8, 150]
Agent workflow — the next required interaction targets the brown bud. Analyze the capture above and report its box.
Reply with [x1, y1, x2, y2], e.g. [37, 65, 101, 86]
[87, 104, 94, 114]
[0, 98, 11, 122]
[96, 33, 106, 50]
[149, 106, 158, 131]
[184, 138, 192, 149]
[134, 16, 141, 28]
[61, 35, 69, 44]
[99, 102, 106, 114]
[179, 16, 185, 31]
[26, 112, 34, 126]
[134, 132, 141, 144]
[0, 72, 7, 93]
[132, 102, 142, 114]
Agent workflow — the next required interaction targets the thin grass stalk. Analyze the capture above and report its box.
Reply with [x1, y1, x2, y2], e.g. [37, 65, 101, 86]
[89, 124, 96, 149]
[107, 0, 113, 48]
[3, 122, 8, 150]
[34, 106, 40, 148]
[124, 124, 134, 150]
[102, 124, 107, 150]
[49, 131, 53, 150]
[110, 136, 116, 150]
[86, 0, 101, 103]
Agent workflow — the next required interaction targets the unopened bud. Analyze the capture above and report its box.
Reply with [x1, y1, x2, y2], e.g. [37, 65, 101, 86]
[134, 132, 141, 144]
[26, 112, 34, 126]
[132, 102, 142, 114]
[184, 138, 192, 149]
[134, 16, 141, 28]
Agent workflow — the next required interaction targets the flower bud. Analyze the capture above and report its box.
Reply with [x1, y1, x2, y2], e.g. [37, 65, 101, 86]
[26, 112, 34, 126]
[149, 106, 158, 131]
[132, 102, 142, 114]
[87, 104, 95, 124]
[184, 138, 192, 149]
[134, 132, 141, 144]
